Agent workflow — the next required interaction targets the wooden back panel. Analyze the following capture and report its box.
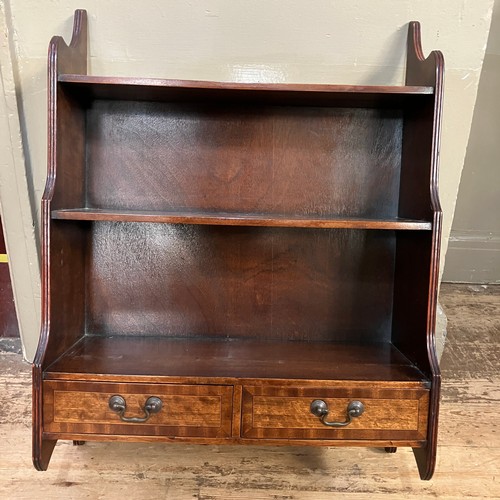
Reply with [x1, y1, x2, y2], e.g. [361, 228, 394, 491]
[86, 102, 403, 218]
[87, 224, 396, 342]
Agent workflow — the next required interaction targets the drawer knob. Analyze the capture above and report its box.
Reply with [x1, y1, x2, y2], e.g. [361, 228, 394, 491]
[108, 395, 163, 423]
[310, 399, 364, 427]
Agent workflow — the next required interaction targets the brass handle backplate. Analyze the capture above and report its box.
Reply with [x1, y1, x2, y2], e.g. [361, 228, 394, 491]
[108, 395, 163, 423]
[310, 399, 364, 427]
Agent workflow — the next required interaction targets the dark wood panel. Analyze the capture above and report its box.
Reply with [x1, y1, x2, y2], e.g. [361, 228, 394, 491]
[44, 222, 87, 364]
[392, 231, 434, 374]
[401, 21, 444, 481]
[38, 10, 88, 368]
[34, 8, 88, 472]
[59, 74, 433, 107]
[0, 263, 19, 338]
[59, 74, 434, 93]
[86, 102, 403, 218]
[45, 336, 427, 382]
[52, 208, 432, 230]
[86, 224, 395, 342]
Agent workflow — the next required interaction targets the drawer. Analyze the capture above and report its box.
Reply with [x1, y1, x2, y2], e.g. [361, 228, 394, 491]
[43, 381, 233, 438]
[241, 385, 429, 441]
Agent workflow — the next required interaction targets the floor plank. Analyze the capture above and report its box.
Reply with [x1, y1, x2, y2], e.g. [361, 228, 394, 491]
[0, 283, 499, 499]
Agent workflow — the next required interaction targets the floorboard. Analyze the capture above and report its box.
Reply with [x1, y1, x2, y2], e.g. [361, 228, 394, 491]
[0, 283, 498, 499]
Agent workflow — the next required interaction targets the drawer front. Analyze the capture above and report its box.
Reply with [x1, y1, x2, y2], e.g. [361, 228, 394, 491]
[43, 381, 233, 438]
[241, 385, 429, 441]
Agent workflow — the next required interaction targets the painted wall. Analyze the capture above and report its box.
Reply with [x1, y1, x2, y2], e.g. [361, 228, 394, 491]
[0, 2, 40, 358]
[444, 0, 500, 284]
[0, 0, 494, 360]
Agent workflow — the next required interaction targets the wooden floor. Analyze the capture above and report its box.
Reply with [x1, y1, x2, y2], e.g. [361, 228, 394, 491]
[0, 283, 498, 499]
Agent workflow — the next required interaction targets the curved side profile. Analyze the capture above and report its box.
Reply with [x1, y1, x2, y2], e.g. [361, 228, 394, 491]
[33, 9, 88, 471]
[32, 14, 444, 479]
[405, 21, 444, 480]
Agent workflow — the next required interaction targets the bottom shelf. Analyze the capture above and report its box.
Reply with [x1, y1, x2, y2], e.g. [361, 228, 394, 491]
[45, 336, 427, 383]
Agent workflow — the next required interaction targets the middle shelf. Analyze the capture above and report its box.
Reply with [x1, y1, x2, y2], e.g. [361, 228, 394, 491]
[52, 208, 432, 230]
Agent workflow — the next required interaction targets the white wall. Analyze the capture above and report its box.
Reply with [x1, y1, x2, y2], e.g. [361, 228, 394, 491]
[0, 2, 40, 359]
[0, 0, 494, 360]
[444, 0, 500, 283]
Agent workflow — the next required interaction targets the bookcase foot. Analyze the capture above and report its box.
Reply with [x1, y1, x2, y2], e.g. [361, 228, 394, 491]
[33, 438, 57, 471]
[413, 445, 437, 480]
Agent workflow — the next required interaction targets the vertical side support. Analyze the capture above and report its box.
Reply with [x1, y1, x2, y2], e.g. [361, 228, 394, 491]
[405, 21, 444, 481]
[32, 9, 88, 471]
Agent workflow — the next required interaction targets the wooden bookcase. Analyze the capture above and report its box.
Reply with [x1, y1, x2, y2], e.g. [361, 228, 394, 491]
[33, 10, 443, 479]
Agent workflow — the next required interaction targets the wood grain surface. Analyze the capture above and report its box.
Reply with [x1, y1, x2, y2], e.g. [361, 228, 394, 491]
[33, 8, 88, 472]
[241, 385, 428, 440]
[45, 336, 426, 382]
[43, 381, 233, 438]
[34, 14, 443, 476]
[1, 284, 498, 498]
[85, 102, 403, 218]
[58, 73, 434, 94]
[85, 225, 397, 343]
[51, 208, 432, 230]
[58, 74, 434, 108]
[401, 21, 444, 479]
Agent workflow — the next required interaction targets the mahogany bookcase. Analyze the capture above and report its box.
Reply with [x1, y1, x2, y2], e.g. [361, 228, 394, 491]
[33, 10, 443, 479]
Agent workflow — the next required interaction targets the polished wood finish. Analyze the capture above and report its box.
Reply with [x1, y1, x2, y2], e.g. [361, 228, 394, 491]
[241, 385, 429, 441]
[59, 73, 434, 93]
[85, 225, 397, 343]
[33, 8, 87, 472]
[83, 102, 404, 217]
[33, 11, 443, 480]
[393, 20, 444, 480]
[58, 74, 433, 107]
[52, 208, 431, 230]
[43, 381, 233, 438]
[45, 336, 427, 382]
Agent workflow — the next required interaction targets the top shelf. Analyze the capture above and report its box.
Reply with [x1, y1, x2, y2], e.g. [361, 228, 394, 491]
[58, 74, 434, 107]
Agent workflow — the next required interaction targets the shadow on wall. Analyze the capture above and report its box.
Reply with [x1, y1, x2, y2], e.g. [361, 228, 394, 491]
[443, 0, 500, 284]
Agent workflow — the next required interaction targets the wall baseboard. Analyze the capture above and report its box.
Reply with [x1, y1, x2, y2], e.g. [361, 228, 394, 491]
[443, 230, 500, 284]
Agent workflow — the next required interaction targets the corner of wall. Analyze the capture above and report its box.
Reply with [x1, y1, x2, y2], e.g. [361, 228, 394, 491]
[0, 2, 41, 362]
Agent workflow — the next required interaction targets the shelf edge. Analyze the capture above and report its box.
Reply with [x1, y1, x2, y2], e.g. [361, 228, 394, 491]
[51, 209, 432, 230]
[58, 74, 434, 95]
